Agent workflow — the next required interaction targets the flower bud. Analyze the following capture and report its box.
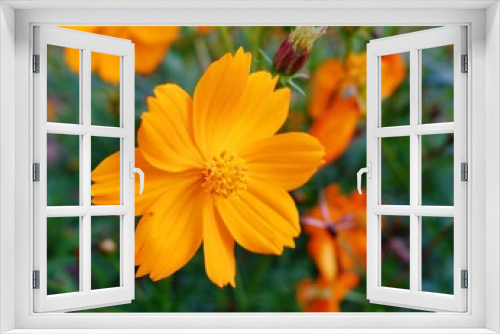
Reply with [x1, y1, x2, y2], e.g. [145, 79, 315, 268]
[99, 238, 117, 254]
[274, 27, 327, 76]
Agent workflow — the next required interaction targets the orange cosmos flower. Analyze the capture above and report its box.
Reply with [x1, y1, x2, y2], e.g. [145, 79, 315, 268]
[310, 53, 405, 119]
[91, 48, 325, 288]
[308, 53, 406, 163]
[63, 26, 180, 84]
[304, 184, 367, 280]
[297, 184, 366, 312]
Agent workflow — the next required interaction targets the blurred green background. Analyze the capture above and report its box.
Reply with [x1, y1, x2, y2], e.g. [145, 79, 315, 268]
[45, 26, 454, 312]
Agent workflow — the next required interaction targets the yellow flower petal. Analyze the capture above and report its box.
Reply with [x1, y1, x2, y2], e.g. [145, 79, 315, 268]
[240, 132, 324, 191]
[193, 47, 251, 158]
[128, 26, 179, 45]
[138, 84, 203, 172]
[62, 26, 180, 82]
[135, 174, 204, 281]
[91, 149, 173, 215]
[134, 43, 169, 75]
[217, 178, 300, 255]
[95, 51, 121, 85]
[203, 201, 236, 288]
[64, 47, 82, 75]
[222, 71, 290, 151]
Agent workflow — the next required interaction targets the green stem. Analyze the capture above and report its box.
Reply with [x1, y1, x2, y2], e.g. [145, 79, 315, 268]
[248, 255, 272, 293]
[234, 262, 249, 311]
[344, 31, 354, 61]
[218, 26, 235, 53]
[249, 27, 263, 69]
[194, 37, 211, 70]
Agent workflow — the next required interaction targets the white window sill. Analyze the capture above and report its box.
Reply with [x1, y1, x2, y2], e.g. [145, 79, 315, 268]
[4, 329, 498, 334]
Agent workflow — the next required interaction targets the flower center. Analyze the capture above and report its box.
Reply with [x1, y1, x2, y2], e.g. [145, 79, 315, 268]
[202, 151, 249, 199]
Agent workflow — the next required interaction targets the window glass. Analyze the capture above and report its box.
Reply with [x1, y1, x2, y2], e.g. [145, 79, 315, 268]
[381, 215, 410, 290]
[421, 134, 454, 206]
[381, 136, 410, 205]
[421, 216, 454, 294]
[47, 217, 80, 295]
[47, 134, 80, 206]
[91, 137, 121, 206]
[91, 52, 121, 127]
[381, 52, 410, 127]
[421, 45, 454, 124]
[47, 45, 80, 124]
[91, 216, 121, 290]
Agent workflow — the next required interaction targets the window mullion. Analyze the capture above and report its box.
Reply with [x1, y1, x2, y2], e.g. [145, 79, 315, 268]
[409, 47, 420, 295]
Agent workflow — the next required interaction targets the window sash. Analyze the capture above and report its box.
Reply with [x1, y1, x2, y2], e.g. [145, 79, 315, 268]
[366, 26, 468, 312]
[32, 26, 136, 313]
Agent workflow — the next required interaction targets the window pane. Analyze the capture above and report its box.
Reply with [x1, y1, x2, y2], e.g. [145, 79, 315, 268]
[91, 216, 120, 290]
[421, 45, 454, 124]
[47, 45, 80, 124]
[421, 133, 454, 206]
[421, 216, 454, 294]
[47, 217, 80, 295]
[91, 137, 121, 206]
[381, 52, 409, 127]
[381, 215, 410, 290]
[381, 136, 410, 205]
[47, 134, 80, 206]
[91, 52, 121, 127]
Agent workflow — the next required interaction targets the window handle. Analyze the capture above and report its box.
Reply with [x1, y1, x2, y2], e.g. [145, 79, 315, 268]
[129, 162, 144, 195]
[357, 162, 371, 195]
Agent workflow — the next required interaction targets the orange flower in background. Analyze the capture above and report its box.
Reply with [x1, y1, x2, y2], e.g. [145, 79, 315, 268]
[196, 26, 215, 35]
[380, 53, 406, 99]
[47, 96, 57, 122]
[297, 273, 359, 312]
[91, 48, 325, 288]
[63, 26, 180, 84]
[308, 53, 406, 163]
[309, 96, 360, 164]
[305, 184, 367, 278]
[309, 55, 363, 120]
[310, 53, 405, 119]
[297, 184, 366, 312]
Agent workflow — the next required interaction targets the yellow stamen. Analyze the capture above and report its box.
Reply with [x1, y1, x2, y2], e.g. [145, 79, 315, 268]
[202, 151, 249, 199]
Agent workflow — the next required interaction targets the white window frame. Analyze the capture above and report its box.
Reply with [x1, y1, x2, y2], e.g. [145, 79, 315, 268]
[0, 1, 499, 333]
